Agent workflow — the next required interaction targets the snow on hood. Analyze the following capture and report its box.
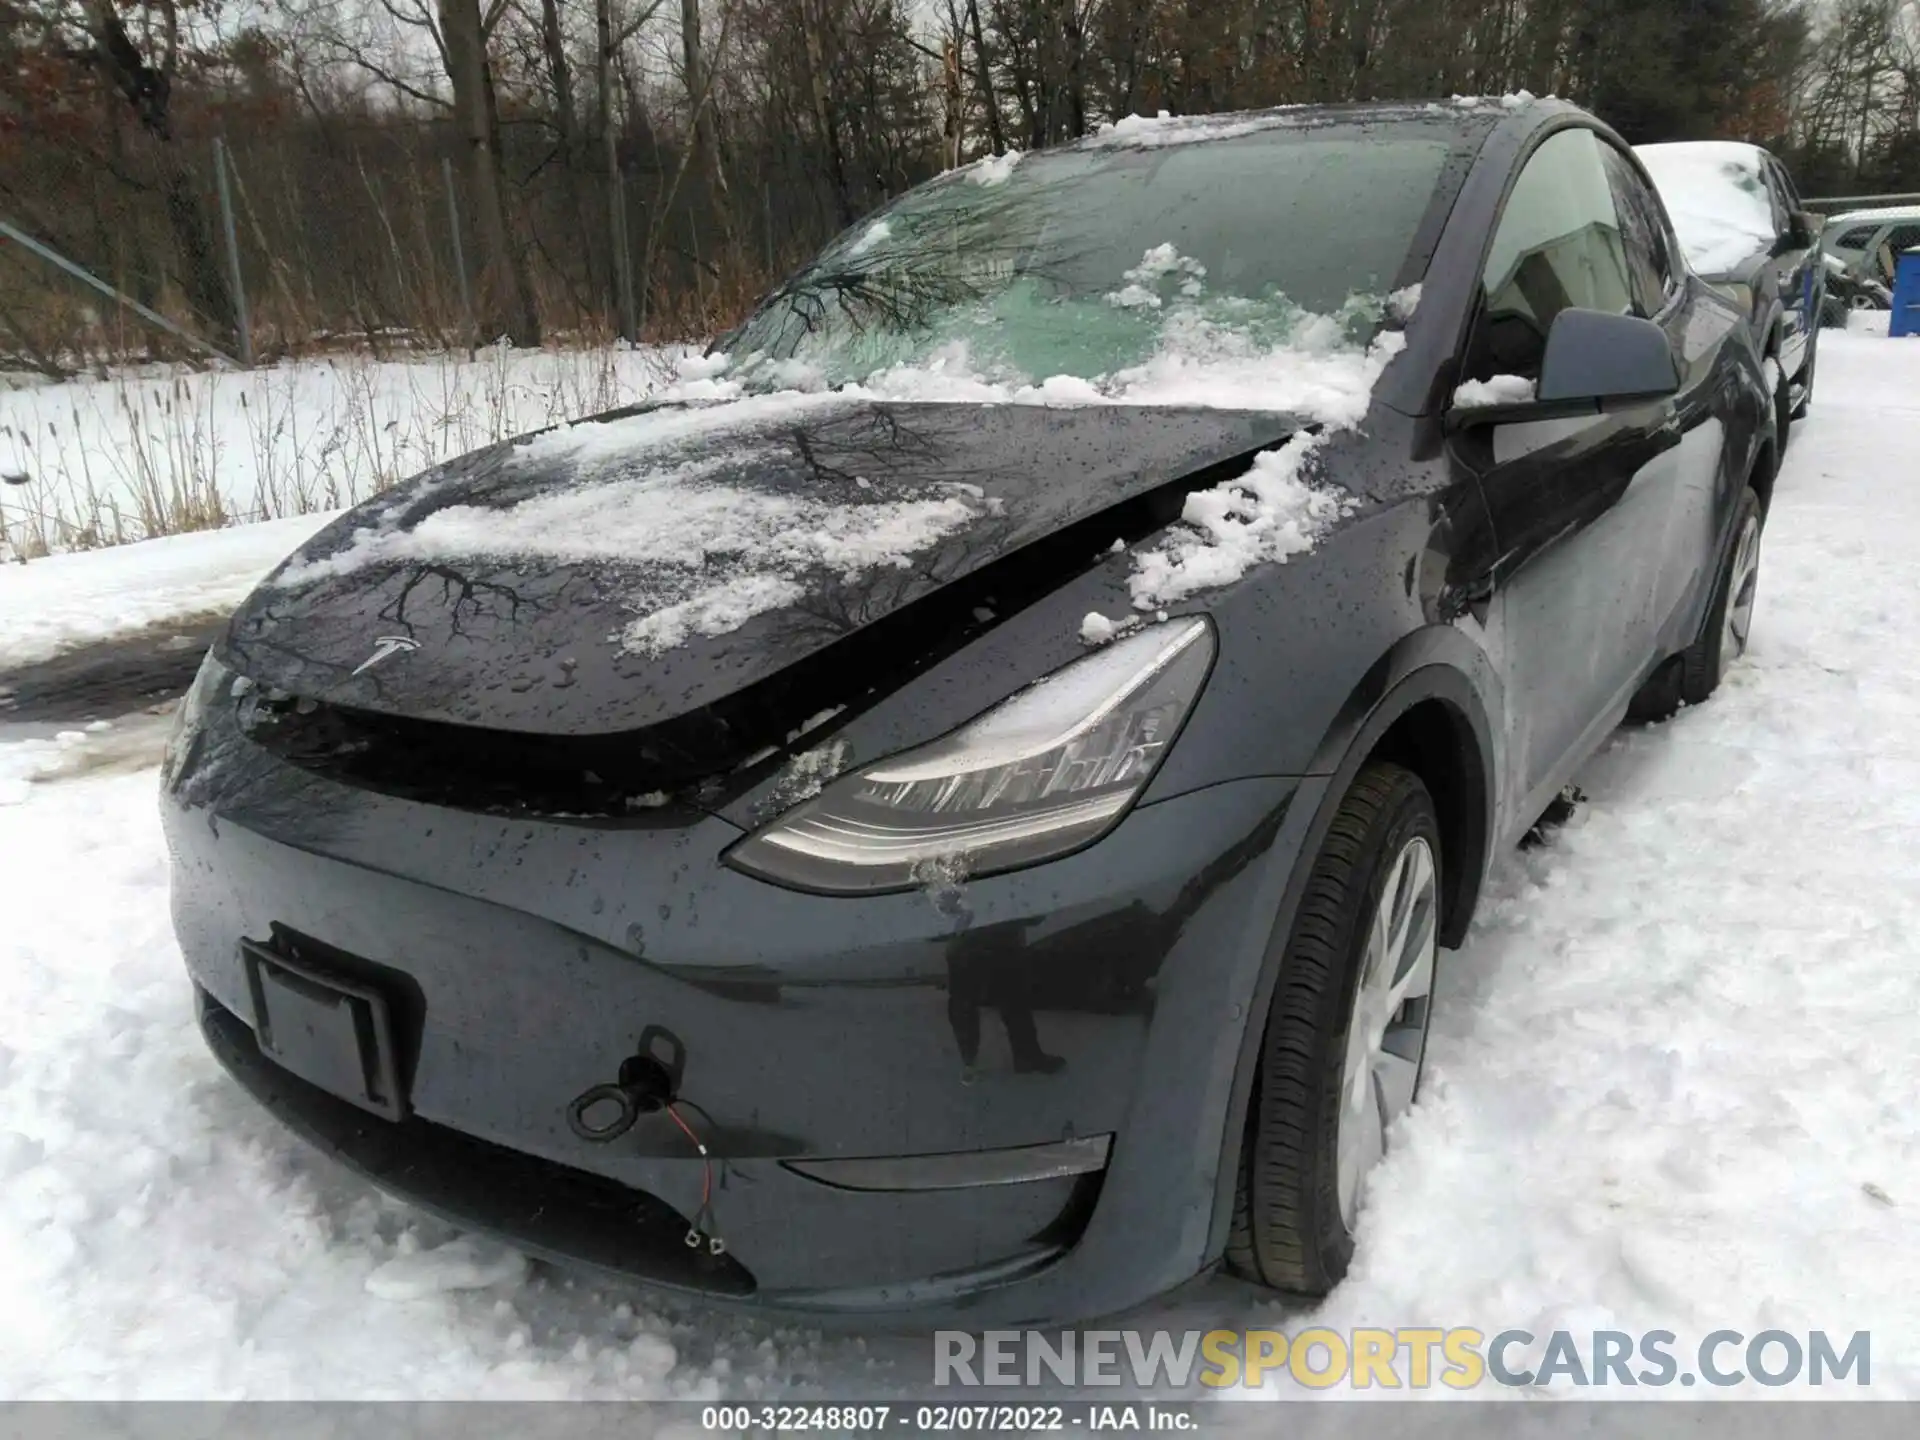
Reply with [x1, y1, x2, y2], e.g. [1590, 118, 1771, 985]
[275, 430, 994, 657]
[1636, 142, 1778, 277]
[1127, 431, 1349, 609]
[1078, 430, 1360, 644]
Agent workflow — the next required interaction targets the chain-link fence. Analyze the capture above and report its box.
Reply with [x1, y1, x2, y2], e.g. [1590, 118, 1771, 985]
[0, 103, 859, 374]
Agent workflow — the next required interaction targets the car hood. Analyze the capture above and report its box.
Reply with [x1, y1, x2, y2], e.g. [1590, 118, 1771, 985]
[225, 396, 1303, 738]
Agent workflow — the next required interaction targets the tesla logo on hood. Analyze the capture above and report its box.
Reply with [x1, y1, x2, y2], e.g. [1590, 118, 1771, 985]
[351, 635, 420, 676]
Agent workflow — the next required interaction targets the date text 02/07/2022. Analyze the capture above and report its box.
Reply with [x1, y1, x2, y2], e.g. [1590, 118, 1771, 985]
[698, 1403, 1201, 1431]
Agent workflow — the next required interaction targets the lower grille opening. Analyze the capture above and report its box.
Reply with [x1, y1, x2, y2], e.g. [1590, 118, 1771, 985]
[198, 988, 756, 1296]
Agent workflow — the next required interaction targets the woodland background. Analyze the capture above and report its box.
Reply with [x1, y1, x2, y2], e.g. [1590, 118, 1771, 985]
[2, 0, 1918, 373]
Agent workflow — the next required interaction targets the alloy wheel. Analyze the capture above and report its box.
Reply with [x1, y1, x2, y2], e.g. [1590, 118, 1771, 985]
[1335, 834, 1438, 1230]
[1722, 513, 1763, 665]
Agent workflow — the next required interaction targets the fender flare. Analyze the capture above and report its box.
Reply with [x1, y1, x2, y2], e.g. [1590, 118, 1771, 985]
[1203, 630, 1503, 1262]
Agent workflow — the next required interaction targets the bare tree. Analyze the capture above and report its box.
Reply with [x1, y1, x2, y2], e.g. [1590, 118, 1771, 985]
[7, 0, 1896, 372]
[681, 0, 737, 252]
[77, 0, 238, 344]
[800, 0, 857, 225]
[439, 0, 541, 344]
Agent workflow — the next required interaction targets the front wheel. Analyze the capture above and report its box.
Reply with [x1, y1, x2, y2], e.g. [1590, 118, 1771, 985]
[1226, 762, 1441, 1296]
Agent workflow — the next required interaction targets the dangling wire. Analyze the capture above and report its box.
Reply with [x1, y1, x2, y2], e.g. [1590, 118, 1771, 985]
[668, 1101, 725, 1255]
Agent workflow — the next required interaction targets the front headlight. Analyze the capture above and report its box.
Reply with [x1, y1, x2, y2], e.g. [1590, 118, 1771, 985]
[726, 617, 1215, 894]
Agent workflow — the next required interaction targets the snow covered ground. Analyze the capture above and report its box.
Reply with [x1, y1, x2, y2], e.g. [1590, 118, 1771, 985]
[3, 320, 1919, 1400]
[0, 512, 334, 670]
[0, 345, 676, 559]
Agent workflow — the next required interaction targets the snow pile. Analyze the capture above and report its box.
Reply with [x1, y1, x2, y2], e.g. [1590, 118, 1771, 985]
[1635, 142, 1778, 276]
[1106, 244, 1208, 310]
[848, 219, 892, 256]
[364, 1235, 530, 1301]
[0, 727, 98, 804]
[0, 512, 334, 669]
[1454, 374, 1537, 407]
[278, 440, 991, 657]
[966, 151, 1023, 186]
[1127, 432, 1352, 609]
[1083, 108, 1304, 149]
[621, 574, 809, 656]
[1446, 91, 1544, 109]
[1079, 611, 1122, 645]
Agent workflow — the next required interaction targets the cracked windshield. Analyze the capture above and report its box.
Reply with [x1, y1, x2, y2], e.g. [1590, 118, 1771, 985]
[722, 130, 1455, 390]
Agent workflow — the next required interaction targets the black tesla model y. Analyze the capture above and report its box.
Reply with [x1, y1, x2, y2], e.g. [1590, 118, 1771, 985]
[163, 98, 1774, 1324]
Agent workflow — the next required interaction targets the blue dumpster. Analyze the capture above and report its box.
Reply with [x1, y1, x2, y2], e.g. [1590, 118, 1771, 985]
[1895, 247, 1920, 338]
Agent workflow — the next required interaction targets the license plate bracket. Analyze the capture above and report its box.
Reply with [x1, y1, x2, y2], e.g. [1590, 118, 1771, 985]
[241, 939, 408, 1121]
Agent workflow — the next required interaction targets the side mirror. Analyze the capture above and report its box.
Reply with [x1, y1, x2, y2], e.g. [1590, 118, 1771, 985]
[1779, 210, 1818, 251]
[1446, 308, 1678, 431]
[1538, 308, 1679, 403]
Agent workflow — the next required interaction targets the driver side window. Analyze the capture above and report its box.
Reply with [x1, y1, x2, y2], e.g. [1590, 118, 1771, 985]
[1465, 128, 1637, 385]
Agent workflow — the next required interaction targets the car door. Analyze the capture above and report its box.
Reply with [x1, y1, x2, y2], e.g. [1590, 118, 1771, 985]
[1449, 127, 1705, 832]
[1605, 147, 1736, 661]
[1764, 159, 1814, 379]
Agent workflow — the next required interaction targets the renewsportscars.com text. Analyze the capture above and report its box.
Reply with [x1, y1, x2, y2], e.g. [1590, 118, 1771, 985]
[933, 1328, 1871, 1390]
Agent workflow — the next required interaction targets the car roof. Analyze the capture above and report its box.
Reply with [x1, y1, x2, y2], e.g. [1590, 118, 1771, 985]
[1635, 139, 1773, 165]
[1824, 205, 1920, 228]
[1058, 96, 1536, 154]
[1631, 140, 1780, 277]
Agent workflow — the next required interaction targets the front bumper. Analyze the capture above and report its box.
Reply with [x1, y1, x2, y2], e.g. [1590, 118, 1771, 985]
[164, 698, 1320, 1323]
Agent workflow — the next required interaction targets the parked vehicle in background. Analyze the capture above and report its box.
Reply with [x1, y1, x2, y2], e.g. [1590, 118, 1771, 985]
[1820, 205, 1920, 319]
[1821, 251, 1895, 325]
[1636, 141, 1824, 445]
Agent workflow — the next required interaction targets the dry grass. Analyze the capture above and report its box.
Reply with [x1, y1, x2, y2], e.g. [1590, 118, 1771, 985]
[0, 342, 678, 560]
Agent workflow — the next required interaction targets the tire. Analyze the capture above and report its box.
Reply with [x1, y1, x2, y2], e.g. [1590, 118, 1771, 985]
[1226, 762, 1441, 1296]
[1630, 486, 1765, 722]
[1625, 654, 1684, 723]
[1769, 353, 1792, 458]
[1679, 486, 1764, 705]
